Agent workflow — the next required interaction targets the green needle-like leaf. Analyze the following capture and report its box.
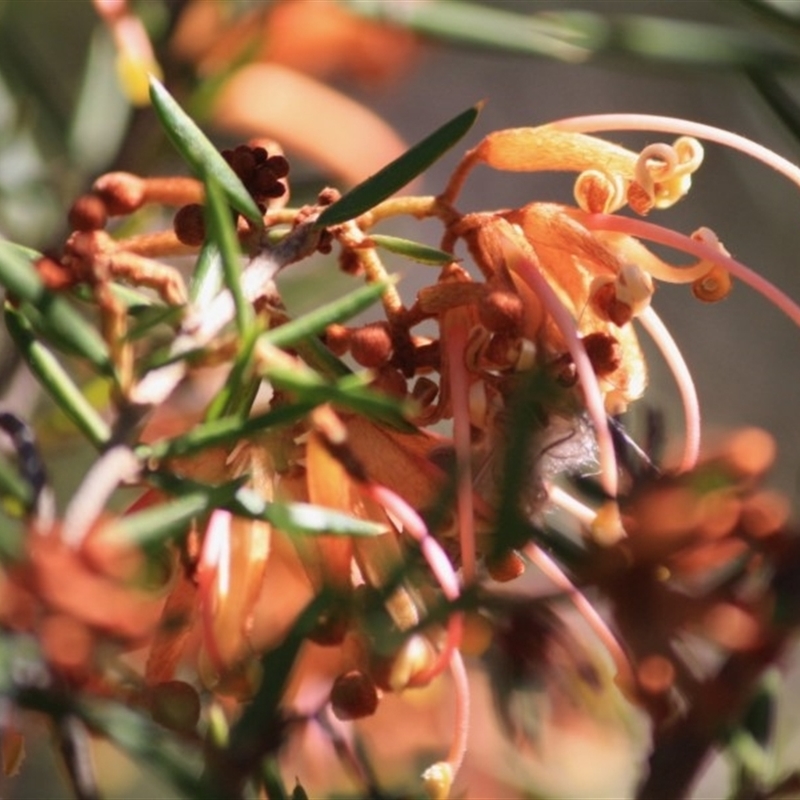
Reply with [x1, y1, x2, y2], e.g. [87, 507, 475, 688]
[204, 174, 254, 334]
[189, 239, 224, 306]
[5, 306, 111, 448]
[0, 243, 111, 373]
[369, 234, 455, 266]
[261, 277, 394, 350]
[315, 103, 481, 228]
[265, 365, 414, 431]
[114, 490, 214, 546]
[140, 402, 316, 462]
[148, 76, 263, 226]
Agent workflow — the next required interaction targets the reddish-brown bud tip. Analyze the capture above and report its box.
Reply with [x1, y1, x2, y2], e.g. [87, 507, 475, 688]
[350, 322, 393, 368]
[92, 172, 146, 215]
[330, 670, 380, 721]
[68, 194, 108, 231]
[582, 331, 622, 376]
[173, 204, 206, 246]
[478, 290, 523, 336]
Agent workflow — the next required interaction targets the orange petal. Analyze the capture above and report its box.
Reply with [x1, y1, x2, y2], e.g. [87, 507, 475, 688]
[305, 430, 356, 589]
[211, 63, 408, 186]
[475, 127, 636, 176]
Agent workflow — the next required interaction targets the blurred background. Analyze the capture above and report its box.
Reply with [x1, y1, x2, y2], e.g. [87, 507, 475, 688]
[2, 0, 800, 797]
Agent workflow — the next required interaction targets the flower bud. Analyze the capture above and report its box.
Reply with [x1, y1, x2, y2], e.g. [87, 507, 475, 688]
[68, 194, 108, 231]
[93, 172, 146, 215]
[330, 670, 380, 721]
[173, 204, 206, 246]
[478, 290, 523, 336]
[350, 322, 393, 368]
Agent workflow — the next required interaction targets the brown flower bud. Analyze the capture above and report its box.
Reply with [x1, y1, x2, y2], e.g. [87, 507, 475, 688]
[350, 322, 392, 368]
[93, 172, 146, 215]
[582, 331, 622, 376]
[68, 194, 108, 231]
[173, 204, 206, 246]
[324, 324, 351, 356]
[486, 550, 526, 582]
[35, 256, 75, 291]
[478, 290, 523, 336]
[330, 670, 380, 721]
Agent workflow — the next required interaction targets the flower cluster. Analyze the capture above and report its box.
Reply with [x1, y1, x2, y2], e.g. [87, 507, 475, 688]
[2, 82, 800, 799]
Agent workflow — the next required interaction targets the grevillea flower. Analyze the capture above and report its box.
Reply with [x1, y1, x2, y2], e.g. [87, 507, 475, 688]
[11, 83, 800, 798]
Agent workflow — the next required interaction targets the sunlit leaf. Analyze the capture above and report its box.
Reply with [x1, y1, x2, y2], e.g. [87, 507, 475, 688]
[148, 76, 263, 226]
[5, 307, 111, 448]
[261, 277, 395, 349]
[315, 103, 481, 227]
[203, 173, 254, 333]
[369, 234, 455, 266]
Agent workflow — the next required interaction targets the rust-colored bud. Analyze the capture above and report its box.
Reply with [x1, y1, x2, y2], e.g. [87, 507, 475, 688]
[173, 204, 206, 246]
[92, 171, 146, 215]
[350, 322, 393, 368]
[68, 194, 108, 231]
[307, 606, 350, 646]
[486, 550, 526, 582]
[637, 654, 675, 696]
[478, 290, 523, 336]
[582, 331, 622, 376]
[150, 680, 201, 734]
[372, 366, 407, 398]
[324, 324, 351, 356]
[330, 670, 380, 721]
[35, 256, 75, 291]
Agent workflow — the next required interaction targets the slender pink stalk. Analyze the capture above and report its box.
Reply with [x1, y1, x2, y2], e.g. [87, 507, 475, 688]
[505, 247, 619, 499]
[580, 213, 800, 329]
[522, 542, 634, 690]
[361, 483, 463, 685]
[363, 482, 470, 791]
[445, 314, 477, 584]
[445, 649, 470, 773]
[550, 114, 800, 192]
[638, 307, 701, 472]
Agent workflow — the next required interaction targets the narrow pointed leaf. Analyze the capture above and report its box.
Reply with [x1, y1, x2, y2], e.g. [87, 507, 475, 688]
[369, 234, 455, 266]
[138, 402, 315, 462]
[0, 244, 111, 373]
[204, 174, 254, 333]
[5, 307, 111, 448]
[261, 277, 395, 349]
[148, 76, 263, 226]
[115, 491, 213, 546]
[315, 104, 481, 228]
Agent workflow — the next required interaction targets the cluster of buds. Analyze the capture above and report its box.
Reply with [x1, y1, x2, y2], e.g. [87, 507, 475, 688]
[5, 88, 800, 800]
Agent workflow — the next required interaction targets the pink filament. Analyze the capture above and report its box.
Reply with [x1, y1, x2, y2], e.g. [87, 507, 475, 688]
[507, 250, 619, 499]
[522, 542, 634, 690]
[445, 316, 477, 584]
[581, 213, 800, 329]
[638, 307, 701, 472]
[362, 481, 470, 785]
[362, 482, 463, 685]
